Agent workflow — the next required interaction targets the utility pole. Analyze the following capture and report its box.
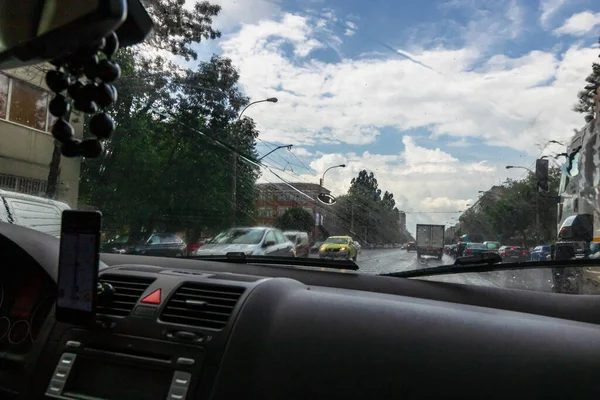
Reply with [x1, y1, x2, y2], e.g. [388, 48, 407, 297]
[506, 165, 540, 244]
[535, 187, 540, 244]
[232, 97, 278, 227]
[230, 153, 237, 227]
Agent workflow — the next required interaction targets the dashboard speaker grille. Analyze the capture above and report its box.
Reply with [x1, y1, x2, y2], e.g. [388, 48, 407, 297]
[97, 274, 156, 317]
[160, 282, 245, 329]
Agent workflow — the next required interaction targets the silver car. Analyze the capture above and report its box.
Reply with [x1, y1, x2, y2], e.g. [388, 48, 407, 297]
[192, 227, 295, 257]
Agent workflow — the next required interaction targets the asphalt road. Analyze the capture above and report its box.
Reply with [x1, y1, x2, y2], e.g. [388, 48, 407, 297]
[331, 248, 554, 292]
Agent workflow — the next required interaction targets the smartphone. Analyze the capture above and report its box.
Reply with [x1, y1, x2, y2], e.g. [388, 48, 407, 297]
[56, 210, 102, 325]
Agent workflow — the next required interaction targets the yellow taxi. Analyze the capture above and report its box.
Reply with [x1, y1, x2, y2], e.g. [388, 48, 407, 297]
[319, 236, 358, 261]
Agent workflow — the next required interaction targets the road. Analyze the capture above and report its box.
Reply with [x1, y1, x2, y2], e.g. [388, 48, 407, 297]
[316, 247, 554, 292]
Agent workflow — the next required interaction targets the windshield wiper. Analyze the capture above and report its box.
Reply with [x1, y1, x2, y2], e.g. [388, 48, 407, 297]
[187, 252, 359, 271]
[380, 256, 600, 279]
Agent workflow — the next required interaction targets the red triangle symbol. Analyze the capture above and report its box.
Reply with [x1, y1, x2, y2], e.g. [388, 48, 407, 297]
[141, 289, 161, 305]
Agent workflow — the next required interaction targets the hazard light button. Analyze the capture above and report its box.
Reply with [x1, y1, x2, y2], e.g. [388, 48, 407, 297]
[140, 289, 161, 305]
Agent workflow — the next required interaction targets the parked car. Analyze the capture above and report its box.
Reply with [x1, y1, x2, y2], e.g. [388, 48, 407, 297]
[499, 245, 528, 262]
[353, 241, 362, 254]
[117, 233, 187, 257]
[193, 227, 295, 257]
[406, 242, 416, 252]
[284, 231, 310, 257]
[0, 189, 70, 238]
[186, 237, 212, 255]
[483, 241, 501, 254]
[530, 245, 552, 261]
[310, 241, 323, 254]
[319, 236, 358, 261]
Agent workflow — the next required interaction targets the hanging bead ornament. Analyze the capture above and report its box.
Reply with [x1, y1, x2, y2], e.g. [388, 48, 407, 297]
[46, 32, 121, 158]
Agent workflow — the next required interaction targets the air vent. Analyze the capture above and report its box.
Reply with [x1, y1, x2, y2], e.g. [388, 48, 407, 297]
[97, 274, 156, 317]
[160, 283, 245, 329]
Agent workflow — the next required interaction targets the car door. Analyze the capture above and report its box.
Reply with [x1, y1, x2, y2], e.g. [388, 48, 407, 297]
[262, 230, 279, 255]
[273, 230, 294, 256]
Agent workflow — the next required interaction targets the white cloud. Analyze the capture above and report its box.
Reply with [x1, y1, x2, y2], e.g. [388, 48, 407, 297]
[553, 11, 600, 36]
[447, 138, 472, 147]
[539, 0, 568, 29]
[209, 0, 281, 32]
[220, 12, 598, 155]
[291, 147, 312, 157]
[258, 137, 502, 232]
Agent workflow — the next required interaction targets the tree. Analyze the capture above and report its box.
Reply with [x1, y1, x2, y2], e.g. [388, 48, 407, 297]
[79, 0, 260, 242]
[142, 0, 222, 61]
[328, 170, 407, 244]
[458, 168, 561, 245]
[276, 207, 314, 233]
[573, 36, 600, 123]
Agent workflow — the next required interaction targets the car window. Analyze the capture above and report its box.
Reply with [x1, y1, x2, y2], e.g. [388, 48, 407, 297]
[264, 230, 276, 244]
[148, 235, 161, 244]
[274, 230, 287, 244]
[467, 243, 487, 249]
[325, 237, 350, 245]
[212, 228, 265, 245]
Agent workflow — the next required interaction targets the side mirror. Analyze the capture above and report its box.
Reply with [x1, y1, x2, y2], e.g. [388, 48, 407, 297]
[536, 158, 549, 193]
[317, 192, 337, 205]
[263, 240, 276, 248]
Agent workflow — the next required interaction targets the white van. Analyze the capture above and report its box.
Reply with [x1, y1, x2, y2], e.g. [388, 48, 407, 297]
[0, 189, 71, 237]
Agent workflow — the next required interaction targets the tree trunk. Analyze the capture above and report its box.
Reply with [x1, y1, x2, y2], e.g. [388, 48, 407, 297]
[45, 140, 61, 199]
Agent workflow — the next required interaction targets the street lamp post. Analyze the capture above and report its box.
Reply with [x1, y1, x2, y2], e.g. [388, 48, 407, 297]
[315, 164, 346, 239]
[258, 144, 292, 161]
[231, 97, 278, 227]
[506, 165, 540, 244]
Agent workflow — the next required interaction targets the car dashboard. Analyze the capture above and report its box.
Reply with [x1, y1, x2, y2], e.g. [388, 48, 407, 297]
[3, 223, 600, 399]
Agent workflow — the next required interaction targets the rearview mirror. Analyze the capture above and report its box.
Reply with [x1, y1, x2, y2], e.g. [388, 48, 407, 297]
[0, 0, 137, 69]
[318, 192, 337, 205]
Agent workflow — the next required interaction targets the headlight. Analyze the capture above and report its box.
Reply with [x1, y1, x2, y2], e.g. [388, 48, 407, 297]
[340, 247, 346, 251]
[319, 245, 326, 251]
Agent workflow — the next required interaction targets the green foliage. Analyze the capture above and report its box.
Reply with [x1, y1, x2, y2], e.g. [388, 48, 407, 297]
[79, 1, 259, 242]
[459, 167, 561, 245]
[328, 170, 411, 244]
[573, 37, 600, 123]
[276, 207, 314, 233]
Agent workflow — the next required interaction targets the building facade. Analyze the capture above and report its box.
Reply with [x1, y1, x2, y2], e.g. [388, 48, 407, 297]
[0, 66, 83, 207]
[255, 182, 331, 237]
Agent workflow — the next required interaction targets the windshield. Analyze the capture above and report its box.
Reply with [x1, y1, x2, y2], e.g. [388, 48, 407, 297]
[5, 0, 600, 295]
[324, 237, 350, 245]
[211, 229, 265, 245]
[467, 243, 488, 250]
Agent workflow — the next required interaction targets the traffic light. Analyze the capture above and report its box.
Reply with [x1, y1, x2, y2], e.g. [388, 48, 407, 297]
[536, 158, 549, 192]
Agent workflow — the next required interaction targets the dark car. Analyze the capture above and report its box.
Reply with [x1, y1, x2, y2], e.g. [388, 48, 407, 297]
[530, 245, 552, 261]
[464, 243, 489, 255]
[499, 245, 528, 262]
[120, 233, 187, 257]
[310, 241, 323, 254]
[406, 242, 416, 252]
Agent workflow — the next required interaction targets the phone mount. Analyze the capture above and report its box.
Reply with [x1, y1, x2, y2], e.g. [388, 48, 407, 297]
[45, 33, 121, 158]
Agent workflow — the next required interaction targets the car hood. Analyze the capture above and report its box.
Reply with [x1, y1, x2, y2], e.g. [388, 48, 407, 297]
[195, 243, 259, 255]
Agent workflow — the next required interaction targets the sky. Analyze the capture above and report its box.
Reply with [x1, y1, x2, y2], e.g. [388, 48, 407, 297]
[190, 0, 600, 235]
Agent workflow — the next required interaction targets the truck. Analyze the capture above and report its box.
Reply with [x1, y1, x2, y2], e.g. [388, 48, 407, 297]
[416, 224, 445, 260]
[543, 94, 600, 293]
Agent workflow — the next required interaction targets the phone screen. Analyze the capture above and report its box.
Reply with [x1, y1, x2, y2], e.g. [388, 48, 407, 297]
[56, 210, 101, 324]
